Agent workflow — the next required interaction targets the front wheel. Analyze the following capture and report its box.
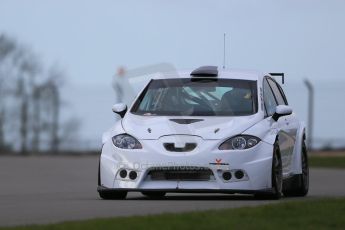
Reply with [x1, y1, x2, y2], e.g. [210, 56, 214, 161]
[255, 142, 282, 200]
[141, 191, 166, 199]
[283, 141, 309, 197]
[99, 191, 127, 200]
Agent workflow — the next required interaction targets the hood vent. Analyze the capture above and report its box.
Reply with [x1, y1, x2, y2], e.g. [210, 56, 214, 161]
[169, 119, 204, 124]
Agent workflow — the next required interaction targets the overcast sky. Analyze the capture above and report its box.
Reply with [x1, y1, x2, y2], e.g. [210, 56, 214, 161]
[1, 0, 345, 84]
[1, 0, 344, 147]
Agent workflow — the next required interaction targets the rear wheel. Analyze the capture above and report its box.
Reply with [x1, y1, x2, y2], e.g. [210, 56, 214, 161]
[255, 142, 282, 200]
[141, 191, 166, 199]
[283, 140, 309, 197]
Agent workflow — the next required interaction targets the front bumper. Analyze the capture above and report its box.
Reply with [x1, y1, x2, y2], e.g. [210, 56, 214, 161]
[99, 138, 274, 193]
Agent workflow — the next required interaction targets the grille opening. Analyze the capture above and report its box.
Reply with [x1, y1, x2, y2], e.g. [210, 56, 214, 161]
[163, 143, 197, 152]
[147, 167, 213, 181]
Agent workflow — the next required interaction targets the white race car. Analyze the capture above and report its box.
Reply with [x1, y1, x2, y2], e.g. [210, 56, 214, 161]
[98, 66, 309, 199]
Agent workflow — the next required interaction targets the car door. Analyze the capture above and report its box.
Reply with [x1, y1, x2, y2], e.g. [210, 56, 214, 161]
[266, 78, 298, 174]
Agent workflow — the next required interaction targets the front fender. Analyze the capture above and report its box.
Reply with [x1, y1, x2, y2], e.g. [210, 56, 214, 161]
[100, 140, 118, 188]
[242, 117, 278, 145]
[290, 121, 306, 174]
[244, 117, 306, 175]
[102, 120, 125, 145]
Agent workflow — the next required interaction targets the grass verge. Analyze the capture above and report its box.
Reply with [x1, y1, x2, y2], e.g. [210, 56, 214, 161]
[309, 156, 345, 169]
[2, 198, 345, 230]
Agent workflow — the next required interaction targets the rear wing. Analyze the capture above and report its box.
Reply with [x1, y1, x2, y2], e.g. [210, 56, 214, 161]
[269, 73, 285, 84]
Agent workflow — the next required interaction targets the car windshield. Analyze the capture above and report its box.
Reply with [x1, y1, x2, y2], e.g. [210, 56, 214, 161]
[131, 78, 258, 116]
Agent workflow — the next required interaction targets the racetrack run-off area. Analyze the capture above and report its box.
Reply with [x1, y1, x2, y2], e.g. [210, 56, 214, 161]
[0, 155, 344, 227]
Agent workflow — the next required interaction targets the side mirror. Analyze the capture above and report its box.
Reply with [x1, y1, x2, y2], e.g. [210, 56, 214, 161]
[112, 103, 127, 118]
[272, 105, 292, 121]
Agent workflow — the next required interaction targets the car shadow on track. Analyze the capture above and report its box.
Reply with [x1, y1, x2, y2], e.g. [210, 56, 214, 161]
[128, 194, 260, 201]
[126, 193, 306, 201]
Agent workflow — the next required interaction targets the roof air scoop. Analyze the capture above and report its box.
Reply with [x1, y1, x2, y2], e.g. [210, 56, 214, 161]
[190, 66, 218, 77]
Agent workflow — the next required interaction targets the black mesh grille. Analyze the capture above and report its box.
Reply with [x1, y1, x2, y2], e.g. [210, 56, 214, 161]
[147, 167, 213, 181]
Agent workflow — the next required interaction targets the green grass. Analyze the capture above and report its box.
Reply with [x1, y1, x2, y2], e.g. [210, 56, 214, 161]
[3, 198, 345, 230]
[309, 156, 345, 169]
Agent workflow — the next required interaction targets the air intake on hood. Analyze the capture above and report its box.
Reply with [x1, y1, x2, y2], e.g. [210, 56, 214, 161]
[169, 119, 204, 124]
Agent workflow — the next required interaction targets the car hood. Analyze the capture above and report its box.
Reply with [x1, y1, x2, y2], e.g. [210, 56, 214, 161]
[122, 113, 262, 140]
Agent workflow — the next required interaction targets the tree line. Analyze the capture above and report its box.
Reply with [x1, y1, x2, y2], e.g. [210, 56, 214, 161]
[0, 34, 79, 154]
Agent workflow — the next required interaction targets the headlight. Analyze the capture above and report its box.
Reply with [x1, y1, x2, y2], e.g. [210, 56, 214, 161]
[112, 134, 142, 149]
[219, 135, 261, 150]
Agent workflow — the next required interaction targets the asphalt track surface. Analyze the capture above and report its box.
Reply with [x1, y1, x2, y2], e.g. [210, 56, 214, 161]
[0, 156, 344, 226]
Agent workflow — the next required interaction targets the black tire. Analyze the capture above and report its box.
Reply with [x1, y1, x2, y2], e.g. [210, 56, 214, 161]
[141, 191, 166, 199]
[98, 159, 101, 186]
[255, 142, 282, 200]
[283, 141, 309, 197]
[99, 191, 127, 200]
[98, 158, 127, 200]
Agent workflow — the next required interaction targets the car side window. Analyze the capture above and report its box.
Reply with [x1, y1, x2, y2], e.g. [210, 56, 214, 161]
[263, 78, 277, 116]
[267, 78, 286, 105]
